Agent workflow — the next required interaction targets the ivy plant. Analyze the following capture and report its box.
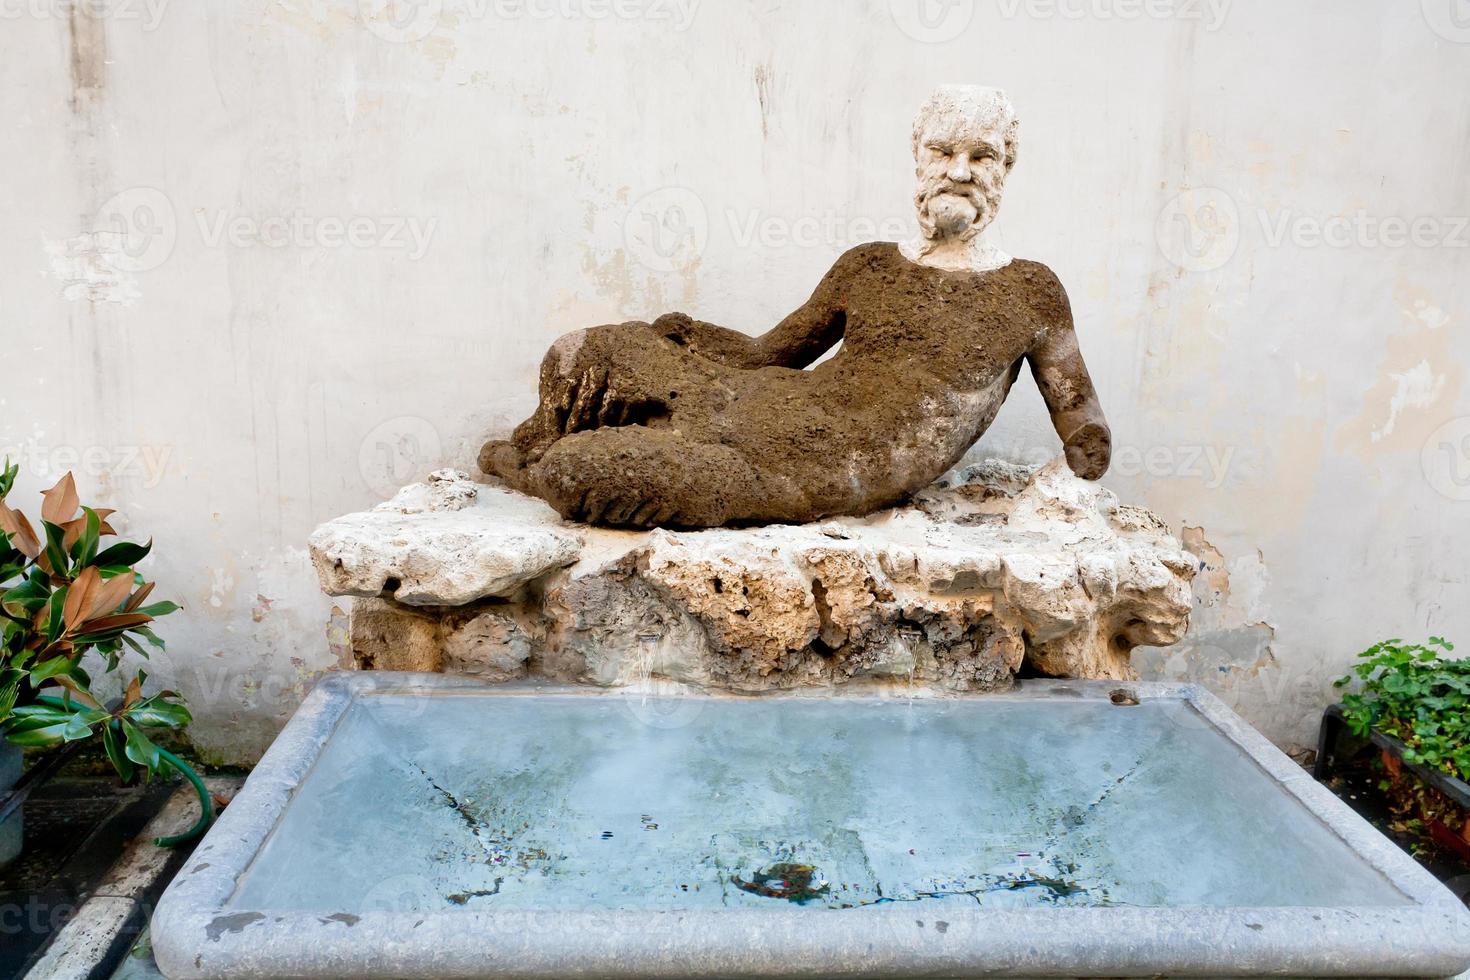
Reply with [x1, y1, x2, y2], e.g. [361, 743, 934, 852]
[1335, 636, 1470, 783]
[1, 461, 211, 841]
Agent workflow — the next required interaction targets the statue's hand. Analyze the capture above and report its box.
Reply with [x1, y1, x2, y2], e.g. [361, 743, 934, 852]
[647, 312, 761, 367]
[1063, 421, 1111, 481]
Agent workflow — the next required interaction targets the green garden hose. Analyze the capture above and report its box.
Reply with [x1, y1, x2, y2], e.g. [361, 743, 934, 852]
[152, 745, 214, 847]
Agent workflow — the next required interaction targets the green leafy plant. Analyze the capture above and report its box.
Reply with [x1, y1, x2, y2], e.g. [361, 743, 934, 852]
[1, 462, 211, 840]
[1335, 636, 1470, 783]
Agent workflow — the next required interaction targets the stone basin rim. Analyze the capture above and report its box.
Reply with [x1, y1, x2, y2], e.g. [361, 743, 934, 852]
[151, 673, 1470, 979]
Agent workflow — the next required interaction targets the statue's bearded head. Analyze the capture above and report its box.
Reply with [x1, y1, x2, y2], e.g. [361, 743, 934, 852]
[911, 86, 1019, 243]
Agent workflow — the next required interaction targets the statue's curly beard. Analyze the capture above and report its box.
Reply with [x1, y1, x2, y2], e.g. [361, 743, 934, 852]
[915, 181, 998, 242]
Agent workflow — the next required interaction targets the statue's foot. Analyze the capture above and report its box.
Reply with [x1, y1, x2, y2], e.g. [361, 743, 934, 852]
[580, 492, 679, 528]
[478, 439, 525, 482]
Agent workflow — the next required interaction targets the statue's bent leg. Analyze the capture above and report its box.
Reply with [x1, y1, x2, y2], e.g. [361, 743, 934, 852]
[526, 427, 807, 528]
[480, 324, 694, 483]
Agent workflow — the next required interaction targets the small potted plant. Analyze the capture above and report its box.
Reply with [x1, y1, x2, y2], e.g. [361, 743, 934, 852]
[0, 460, 211, 865]
[1319, 637, 1470, 863]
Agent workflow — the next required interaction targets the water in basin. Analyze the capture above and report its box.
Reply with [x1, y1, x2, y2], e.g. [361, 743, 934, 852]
[228, 691, 1406, 913]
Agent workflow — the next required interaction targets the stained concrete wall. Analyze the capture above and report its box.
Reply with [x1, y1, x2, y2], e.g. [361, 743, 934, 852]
[2, 0, 1467, 762]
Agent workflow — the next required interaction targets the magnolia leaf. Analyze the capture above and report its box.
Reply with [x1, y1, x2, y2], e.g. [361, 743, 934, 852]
[40, 473, 80, 525]
[121, 720, 161, 773]
[6, 701, 104, 732]
[63, 566, 102, 629]
[60, 712, 94, 741]
[69, 507, 102, 566]
[102, 722, 135, 783]
[44, 588, 67, 642]
[1, 567, 51, 614]
[124, 673, 142, 707]
[86, 572, 136, 622]
[133, 625, 165, 651]
[74, 612, 154, 638]
[0, 678, 19, 722]
[133, 601, 179, 618]
[0, 500, 41, 560]
[59, 516, 84, 550]
[0, 558, 28, 588]
[60, 506, 103, 557]
[48, 673, 103, 709]
[38, 521, 70, 580]
[7, 702, 73, 724]
[3, 702, 79, 747]
[4, 722, 70, 747]
[5, 644, 34, 672]
[122, 581, 155, 613]
[128, 697, 192, 729]
[91, 539, 151, 571]
[29, 654, 80, 683]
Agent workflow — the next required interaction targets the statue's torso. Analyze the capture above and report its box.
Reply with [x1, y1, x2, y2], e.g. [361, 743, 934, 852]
[699, 244, 1069, 509]
[824, 243, 1058, 393]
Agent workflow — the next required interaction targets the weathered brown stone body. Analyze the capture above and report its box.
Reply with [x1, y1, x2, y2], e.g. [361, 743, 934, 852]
[482, 242, 1109, 528]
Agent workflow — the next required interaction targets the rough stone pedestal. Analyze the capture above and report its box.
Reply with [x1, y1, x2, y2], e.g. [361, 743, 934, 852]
[308, 460, 1196, 692]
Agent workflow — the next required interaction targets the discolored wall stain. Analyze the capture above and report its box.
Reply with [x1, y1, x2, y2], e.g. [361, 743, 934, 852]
[67, 5, 108, 113]
[754, 63, 774, 140]
[1335, 286, 1461, 460]
[1136, 527, 1278, 692]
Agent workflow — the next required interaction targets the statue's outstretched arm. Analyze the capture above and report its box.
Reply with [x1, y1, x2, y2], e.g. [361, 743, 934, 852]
[649, 254, 850, 369]
[1026, 275, 1112, 480]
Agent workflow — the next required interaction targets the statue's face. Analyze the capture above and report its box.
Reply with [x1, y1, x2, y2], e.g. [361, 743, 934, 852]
[913, 119, 1010, 242]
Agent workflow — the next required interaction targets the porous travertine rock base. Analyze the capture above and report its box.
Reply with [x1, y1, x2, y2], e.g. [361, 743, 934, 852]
[309, 460, 1195, 692]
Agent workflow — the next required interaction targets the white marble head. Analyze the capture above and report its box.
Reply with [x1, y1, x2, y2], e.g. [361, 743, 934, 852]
[911, 85, 1019, 244]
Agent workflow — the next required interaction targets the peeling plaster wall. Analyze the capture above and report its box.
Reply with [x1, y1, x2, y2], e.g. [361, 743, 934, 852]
[2, 1, 1467, 762]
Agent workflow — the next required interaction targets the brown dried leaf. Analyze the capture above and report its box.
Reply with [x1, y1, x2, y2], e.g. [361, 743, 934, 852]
[59, 515, 87, 551]
[87, 573, 136, 621]
[75, 612, 153, 635]
[0, 500, 42, 559]
[41, 473, 80, 525]
[123, 581, 155, 613]
[51, 675, 102, 709]
[63, 566, 102, 629]
[123, 674, 141, 707]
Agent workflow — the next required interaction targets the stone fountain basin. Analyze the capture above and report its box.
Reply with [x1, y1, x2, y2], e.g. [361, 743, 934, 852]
[152, 674, 1470, 979]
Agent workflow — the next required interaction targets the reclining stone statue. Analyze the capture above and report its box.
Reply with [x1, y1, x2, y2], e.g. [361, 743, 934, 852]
[481, 85, 1111, 528]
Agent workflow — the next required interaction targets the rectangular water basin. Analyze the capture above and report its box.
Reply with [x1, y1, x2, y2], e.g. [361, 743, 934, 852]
[153, 673, 1470, 978]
